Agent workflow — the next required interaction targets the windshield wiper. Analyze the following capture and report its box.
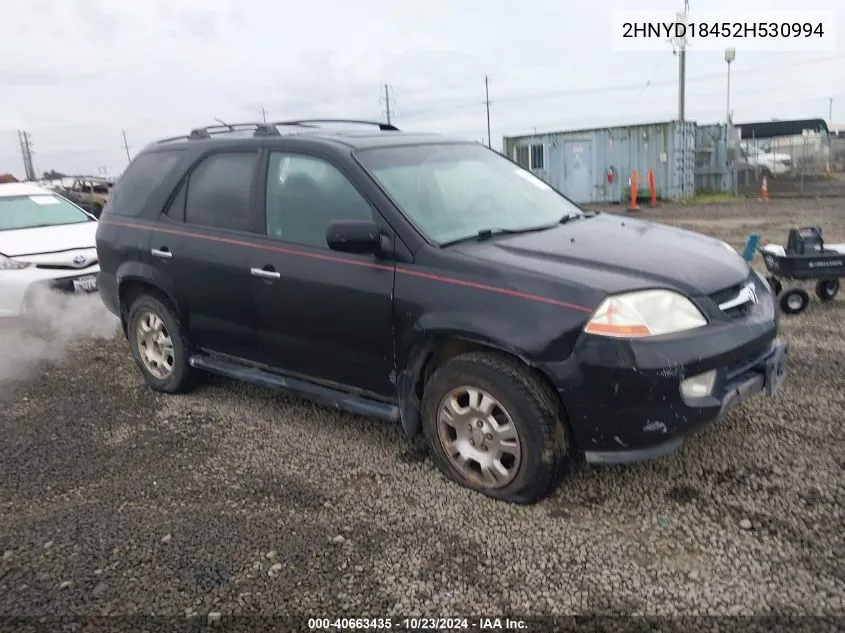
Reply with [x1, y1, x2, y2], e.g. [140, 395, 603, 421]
[559, 210, 597, 224]
[441, 222, 560, 247]
[476, 223, 559, 241]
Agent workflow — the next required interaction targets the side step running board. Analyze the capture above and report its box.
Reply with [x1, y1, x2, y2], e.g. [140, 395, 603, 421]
[188, 355, 401, 423]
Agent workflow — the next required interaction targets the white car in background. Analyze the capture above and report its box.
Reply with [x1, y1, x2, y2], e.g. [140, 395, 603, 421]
[738, 143, 795, 177]
[0, 182, 99, 319]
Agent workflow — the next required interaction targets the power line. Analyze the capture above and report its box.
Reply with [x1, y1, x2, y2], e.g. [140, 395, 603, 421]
[397, 54, 843, 120]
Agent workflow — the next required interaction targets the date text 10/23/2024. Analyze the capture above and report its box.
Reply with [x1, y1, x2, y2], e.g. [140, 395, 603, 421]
[308, 617, 528, 630]
[610, 10, 837, 52]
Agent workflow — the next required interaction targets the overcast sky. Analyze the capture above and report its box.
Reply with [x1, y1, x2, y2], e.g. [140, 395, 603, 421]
[1, 0, 843, 178]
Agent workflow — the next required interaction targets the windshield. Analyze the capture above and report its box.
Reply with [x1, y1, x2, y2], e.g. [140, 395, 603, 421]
[356, 143, 583, 245]
[0, 193, 93, 231]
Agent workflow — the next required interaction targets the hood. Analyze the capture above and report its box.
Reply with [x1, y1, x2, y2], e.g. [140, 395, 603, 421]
[0, 221, 98, 258]
[450, 214, 749, 296]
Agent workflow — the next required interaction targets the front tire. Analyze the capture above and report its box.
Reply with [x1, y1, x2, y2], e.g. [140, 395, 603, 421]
[420, 351, 571, 504]
[127, 294, 198, 393]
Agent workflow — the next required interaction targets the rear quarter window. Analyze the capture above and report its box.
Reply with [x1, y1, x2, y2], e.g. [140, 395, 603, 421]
[106, 150, 186, 217]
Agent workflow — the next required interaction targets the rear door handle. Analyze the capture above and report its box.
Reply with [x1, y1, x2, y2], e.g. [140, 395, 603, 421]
[151, 248, 172, 259]
[250, 266, 281, 280]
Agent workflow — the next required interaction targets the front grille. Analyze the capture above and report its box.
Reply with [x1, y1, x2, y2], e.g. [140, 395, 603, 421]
[36, 262, 98, 271]
[709, 283, 743, 306]
[709, 275, 758, 319]
[50, 274, 98, 294]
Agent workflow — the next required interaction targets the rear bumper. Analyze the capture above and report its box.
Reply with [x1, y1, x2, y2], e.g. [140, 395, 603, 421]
[97, 271, 120, 318]
[543, 301, 786, 463]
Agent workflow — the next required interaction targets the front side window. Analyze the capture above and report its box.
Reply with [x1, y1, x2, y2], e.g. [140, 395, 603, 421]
[0, 193, 94, 231]
[264, 152, 373, 248]
[357, 143, 582, 245]
[184, 151, 259, 231]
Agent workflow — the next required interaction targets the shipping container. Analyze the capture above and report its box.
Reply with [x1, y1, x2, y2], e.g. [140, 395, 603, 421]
[502, 121, 697, 203]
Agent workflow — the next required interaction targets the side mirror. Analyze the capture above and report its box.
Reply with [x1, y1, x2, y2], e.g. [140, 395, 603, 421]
[326, 219, 385, 255]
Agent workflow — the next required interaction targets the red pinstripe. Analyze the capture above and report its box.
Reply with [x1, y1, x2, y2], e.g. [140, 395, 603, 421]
[101, 219, 594, 313]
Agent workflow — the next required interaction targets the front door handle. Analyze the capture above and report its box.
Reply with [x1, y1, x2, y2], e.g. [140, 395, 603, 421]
[151, 247, 172, 259]
[250, 266, 281, 280]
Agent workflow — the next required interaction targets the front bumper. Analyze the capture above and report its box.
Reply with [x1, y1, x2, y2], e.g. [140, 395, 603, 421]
[545, 306, 787, 464]
[0, 265, 100, 319]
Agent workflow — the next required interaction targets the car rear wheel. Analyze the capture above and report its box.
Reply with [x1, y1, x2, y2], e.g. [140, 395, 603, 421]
[127, 294, 198, 393]
[420, 351, 571, 504]
[815, 279, 839, 302]
[779, 288, 810, 315]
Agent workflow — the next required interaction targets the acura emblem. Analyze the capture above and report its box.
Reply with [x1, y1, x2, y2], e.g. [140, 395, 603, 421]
[72, 255, 87, 267]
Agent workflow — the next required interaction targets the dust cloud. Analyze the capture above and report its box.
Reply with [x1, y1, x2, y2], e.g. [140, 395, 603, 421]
[0, 286, 119, 383]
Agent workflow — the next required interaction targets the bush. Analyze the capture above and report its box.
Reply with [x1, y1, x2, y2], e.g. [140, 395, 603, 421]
[622, 186, 658, 201]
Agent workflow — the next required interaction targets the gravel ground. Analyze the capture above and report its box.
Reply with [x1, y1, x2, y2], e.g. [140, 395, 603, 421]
[1, 198, 844, 631]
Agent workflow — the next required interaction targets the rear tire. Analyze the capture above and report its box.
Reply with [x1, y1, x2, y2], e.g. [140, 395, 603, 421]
[815, 279, 839, 302]
[779, 288, 810, 315]
[127, 294, 198, 393]
[420, 351, 571, 505]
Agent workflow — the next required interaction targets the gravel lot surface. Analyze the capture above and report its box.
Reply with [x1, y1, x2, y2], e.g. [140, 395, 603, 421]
[1, 198, 844, 631]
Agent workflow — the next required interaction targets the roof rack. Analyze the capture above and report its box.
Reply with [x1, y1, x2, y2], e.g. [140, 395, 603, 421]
[280, 119, 400, 132]
[157, 119, 399, 144]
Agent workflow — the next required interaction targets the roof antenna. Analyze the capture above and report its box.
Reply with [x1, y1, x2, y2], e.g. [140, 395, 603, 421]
[214, 118, 234, 130]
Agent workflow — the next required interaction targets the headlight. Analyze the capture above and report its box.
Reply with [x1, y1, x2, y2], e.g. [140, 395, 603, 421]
[0, 254, 31, 270]
[584, 289, 707, 338]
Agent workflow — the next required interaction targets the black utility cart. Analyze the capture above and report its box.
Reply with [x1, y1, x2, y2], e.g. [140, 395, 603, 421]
[760, 226, 845, 315]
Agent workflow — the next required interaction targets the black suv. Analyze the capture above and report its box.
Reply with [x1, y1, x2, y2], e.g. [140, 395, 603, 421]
[96, 119, 788, 504]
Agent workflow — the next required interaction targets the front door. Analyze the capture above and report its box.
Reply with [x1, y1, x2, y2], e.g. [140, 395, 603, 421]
[249, 150, 396, 398]
[147, 149, 261, 359]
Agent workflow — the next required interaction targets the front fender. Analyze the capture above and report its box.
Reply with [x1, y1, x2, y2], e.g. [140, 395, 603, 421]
[395, 312, 541, 438]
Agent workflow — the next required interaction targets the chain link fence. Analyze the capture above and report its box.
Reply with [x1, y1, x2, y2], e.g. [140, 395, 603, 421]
[734, 133, 845, 198]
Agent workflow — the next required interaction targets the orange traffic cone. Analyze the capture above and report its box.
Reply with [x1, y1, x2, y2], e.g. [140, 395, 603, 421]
[628, 170, 640, 212]
[760, 176, 769, 201]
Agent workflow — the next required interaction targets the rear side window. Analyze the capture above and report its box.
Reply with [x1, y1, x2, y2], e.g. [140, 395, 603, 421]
[184, 152, 258, 232]
[106, 150, 185, 217]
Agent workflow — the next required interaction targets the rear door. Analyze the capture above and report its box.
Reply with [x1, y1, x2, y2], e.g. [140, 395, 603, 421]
[147, 149, 261, 359]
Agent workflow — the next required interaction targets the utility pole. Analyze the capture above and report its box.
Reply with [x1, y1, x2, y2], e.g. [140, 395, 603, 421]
[677, 0, 689, 121]
[484, 75, 491, 148]
[830, 97, 834, 123]
[17, 130, 36, 181]
[261, 107, 267, 124]
[121, 129, 132, 163]
[382, 84, 392, 124]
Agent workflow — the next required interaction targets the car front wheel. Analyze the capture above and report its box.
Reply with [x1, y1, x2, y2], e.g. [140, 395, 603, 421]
[420, 351, 571, 504]
[127, 294, 198, 393]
